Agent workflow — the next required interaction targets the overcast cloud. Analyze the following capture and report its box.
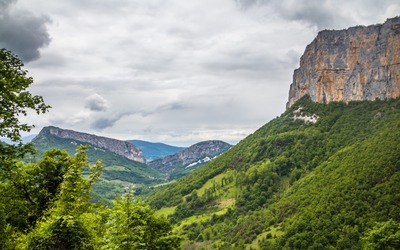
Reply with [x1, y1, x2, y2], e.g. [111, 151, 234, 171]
[0, 0, 51, 62]
[4, 0, 399, 146]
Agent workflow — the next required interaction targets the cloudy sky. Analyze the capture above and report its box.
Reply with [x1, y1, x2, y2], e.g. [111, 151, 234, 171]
[1, 0, 399, 146]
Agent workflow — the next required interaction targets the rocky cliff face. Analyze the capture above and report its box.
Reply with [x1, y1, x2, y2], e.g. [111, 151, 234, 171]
[148, 140, 231, 174]
[34, 126, 145, 163]
[287, 17, 400, 108]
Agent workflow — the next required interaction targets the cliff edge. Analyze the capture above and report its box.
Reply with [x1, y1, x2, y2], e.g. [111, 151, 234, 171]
[287, 17, 400, 108]
[33, 126, 145, 163]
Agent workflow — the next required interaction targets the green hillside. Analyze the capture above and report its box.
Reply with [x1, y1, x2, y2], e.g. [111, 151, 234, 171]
[32, 134, 164, 202]
[145, 96, 400, 249]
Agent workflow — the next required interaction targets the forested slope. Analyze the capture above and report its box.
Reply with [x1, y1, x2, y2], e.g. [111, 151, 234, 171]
[146, 96, 400, 249]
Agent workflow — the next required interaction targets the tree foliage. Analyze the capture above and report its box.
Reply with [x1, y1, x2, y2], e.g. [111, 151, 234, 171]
[362, 220, 400, 250]
[0, 48, 50, 142]
[1, 146, 181, 249]
[102, 193, 181, 250]
[0, 48, 50, 176]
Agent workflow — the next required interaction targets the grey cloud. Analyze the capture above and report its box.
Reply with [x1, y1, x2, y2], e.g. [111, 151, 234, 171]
[236, 0, 396, 30]
[91, 117, 118, 130]
[85, 94, 109, 112]
[0, 1, 51, 62]
[91, 111, 132, 130]
[202, 51, 291, 80]
[235, 0, 260, 10]
[136, 102, 186, 117]
[235, 0, 335, 28]
[276, 1, 336, 29]
[157, 102, 186, 112]
[0, 0, 16, 13]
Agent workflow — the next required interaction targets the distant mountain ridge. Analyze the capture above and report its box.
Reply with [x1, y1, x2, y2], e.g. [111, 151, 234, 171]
[33, 126, 145, 163]
[31, 127, 164, 201]
[30, 127, 231, 188]
[148, 140, 231, 179]
[127, 140, 186, 162]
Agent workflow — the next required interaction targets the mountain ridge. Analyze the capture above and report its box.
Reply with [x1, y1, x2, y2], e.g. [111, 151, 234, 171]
[33, 126, 145, 163]
[126, 140, 186, 162]
[148, 140, 232, 179]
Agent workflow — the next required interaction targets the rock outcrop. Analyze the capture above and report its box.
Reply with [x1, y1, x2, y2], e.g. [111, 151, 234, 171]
[148, 140, 231, 174]
[33, 126, 145, 163]
[287, 16, 400, 108]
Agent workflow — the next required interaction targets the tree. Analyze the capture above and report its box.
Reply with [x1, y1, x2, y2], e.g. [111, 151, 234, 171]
[102, 193, 181, 250]
[0, 49, 50, 249]
[362, 220, 400, 250]
[0, 48, 50, 141]
[25, 146, 103, 250]
[0, 48, 50, 174]
[0, 149, 71, 234]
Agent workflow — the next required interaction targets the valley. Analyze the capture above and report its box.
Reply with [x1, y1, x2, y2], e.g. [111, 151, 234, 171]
[1, 12, 399, 250]
[30, 126, 232, 202]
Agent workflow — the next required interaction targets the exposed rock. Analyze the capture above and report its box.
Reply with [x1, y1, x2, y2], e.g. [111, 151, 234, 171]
[374, 111, 385, 119]
[148, 140, 231, 174]
[33, 126, 145, 163]
[292, 106, 319, 123]
[287, 16, 400, 108]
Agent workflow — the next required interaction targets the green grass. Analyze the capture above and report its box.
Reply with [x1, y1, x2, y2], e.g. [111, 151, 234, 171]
[248, 225, 284, 250]
[217, 198, 235, 209]
[197, 172, 226, 196]
[155, 206, 176, 217]
[175, 213, 212, 231]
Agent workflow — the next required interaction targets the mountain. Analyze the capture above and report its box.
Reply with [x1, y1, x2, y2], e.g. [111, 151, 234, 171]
[33, 126, 145, 163]
[146, 18, 400, 249]
[148, 140, 232, 180]
[287, 16, 400, 108]
[126, 140, 186, 162]
[30, 127, 230, 202]
[32, 126, 163, 202]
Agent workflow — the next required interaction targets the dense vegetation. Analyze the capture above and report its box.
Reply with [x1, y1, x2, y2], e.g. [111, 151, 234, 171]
[33, 133, 165, 203]
[0, 49, 180, 249]
[146, 96, 400, 249]
[0, 146, 181, 249]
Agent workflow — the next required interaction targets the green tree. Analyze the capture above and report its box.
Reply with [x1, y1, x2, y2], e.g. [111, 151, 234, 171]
[25, 146, 103, 250]
[0, 48, 50, 177]
[0, 150, 70, 235]
[0, 48, 50, 142]
[0, 49, 52, 248]
[362, 220, 400, 250]
[102, 193, 181, 250]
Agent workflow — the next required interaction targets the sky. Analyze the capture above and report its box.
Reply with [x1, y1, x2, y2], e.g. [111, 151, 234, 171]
[1, 0, 399, 146]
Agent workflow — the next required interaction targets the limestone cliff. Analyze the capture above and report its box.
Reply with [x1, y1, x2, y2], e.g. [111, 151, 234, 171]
[33, 126, 145, 163]
[287, 17, 400, 108]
